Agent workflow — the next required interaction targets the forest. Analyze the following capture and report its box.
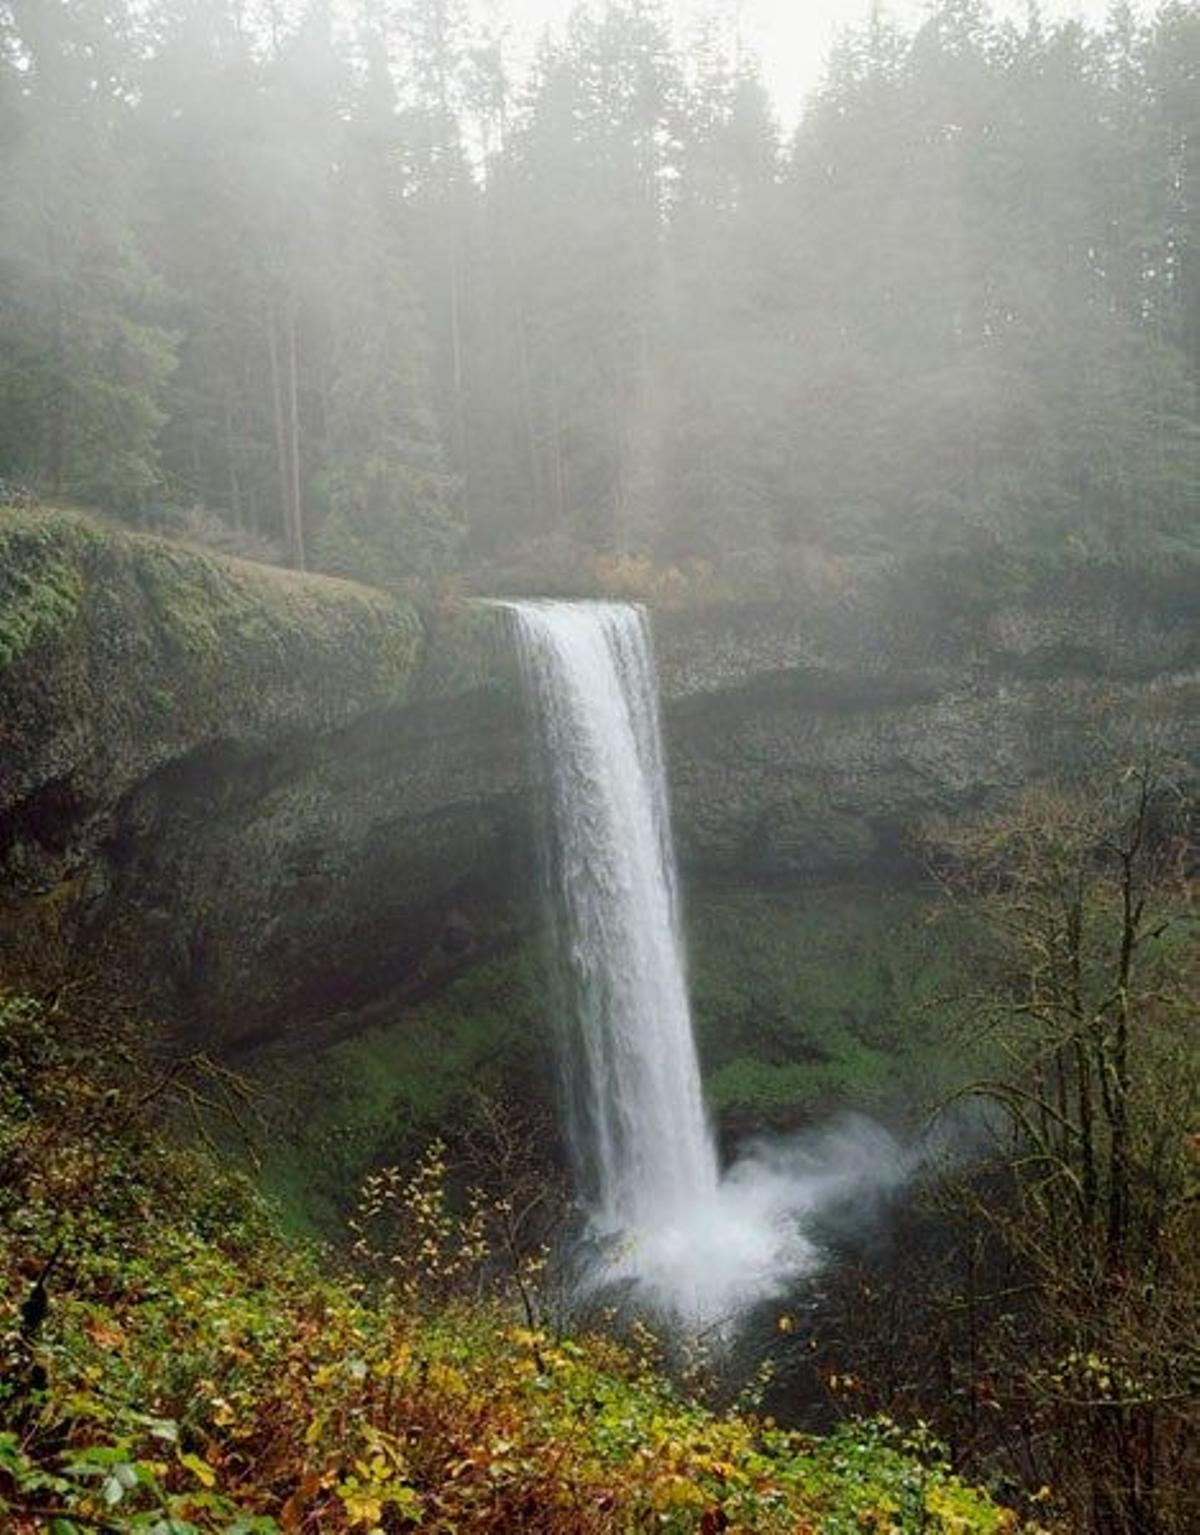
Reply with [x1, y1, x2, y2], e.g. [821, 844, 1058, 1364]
[1, 2, 1198, 1534]
[2, 0, 1198, 584]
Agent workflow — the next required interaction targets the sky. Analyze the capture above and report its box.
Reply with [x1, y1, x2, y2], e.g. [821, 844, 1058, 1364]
[493, 1, 1141, 123]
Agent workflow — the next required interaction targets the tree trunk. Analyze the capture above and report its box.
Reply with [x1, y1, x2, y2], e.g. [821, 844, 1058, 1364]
[549, 364, 566, 532]
[223, 390, 243, 531]
[45, 228, 67, 496]
[266, 295, 292, 557]
[515, 308, 540, 522]
[286, 301, 305, 570]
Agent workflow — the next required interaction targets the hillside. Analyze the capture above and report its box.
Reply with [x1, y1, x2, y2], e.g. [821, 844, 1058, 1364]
[0, 990, 1019, 1534]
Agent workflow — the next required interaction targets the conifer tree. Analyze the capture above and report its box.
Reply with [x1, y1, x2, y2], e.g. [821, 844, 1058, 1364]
[0, 0, 174, 511]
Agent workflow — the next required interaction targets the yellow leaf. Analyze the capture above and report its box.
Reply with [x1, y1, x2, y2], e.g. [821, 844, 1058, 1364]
[340, 1489, 383, 1525]
[85, 1317, 127, 1350]
[178, 1450, 216, 1488]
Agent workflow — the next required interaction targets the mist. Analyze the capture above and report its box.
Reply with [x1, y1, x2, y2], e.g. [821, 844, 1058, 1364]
[1, 2, 1197, 1531]
[581, 1114, 915, 1331]
[2, 0, 1194, 583]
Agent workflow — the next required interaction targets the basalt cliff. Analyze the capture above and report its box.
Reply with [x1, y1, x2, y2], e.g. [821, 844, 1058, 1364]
[2, 509, 1195, 1216]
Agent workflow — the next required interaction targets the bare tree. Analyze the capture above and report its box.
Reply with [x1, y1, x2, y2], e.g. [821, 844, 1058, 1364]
[921, 759, 1199, 1533]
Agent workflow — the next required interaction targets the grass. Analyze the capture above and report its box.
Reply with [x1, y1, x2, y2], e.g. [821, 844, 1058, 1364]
[244, 945, 553, 1235]
[690, 885, 984, 1131]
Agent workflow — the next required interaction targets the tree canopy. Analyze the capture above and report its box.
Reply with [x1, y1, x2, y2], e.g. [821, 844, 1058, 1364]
[1, 0, 1196, 586]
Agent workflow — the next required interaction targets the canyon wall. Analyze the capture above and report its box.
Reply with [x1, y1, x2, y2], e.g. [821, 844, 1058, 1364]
[2, 511, 1195, 1118]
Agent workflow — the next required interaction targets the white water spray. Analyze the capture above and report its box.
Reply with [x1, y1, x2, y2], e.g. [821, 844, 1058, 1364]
[504, 600, 903, 1328]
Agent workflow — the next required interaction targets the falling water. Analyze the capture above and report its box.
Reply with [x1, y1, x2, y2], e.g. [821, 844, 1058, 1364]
[506, 601, 719, 1231]
[504, 599, 859, 1329]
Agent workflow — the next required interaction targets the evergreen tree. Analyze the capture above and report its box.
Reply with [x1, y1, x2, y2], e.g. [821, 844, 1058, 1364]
[664, 36, 782, 556]
[0, 0, 1194, 572]
[0, 0, 175, 511]
[314, 20, 462, 588]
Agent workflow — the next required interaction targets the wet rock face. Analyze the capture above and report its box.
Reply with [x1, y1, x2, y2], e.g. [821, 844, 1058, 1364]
[653, 569, 1199, 880]
[102, 694, 528, 1048]
[666, 669, 1200, 879]
[4, 703, 528, 1047]
[1, 514, 1196, 1051]
[0, 513, 520, 1042]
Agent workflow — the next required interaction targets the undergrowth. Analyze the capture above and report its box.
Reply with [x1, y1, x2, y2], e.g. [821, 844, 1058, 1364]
[0, 991, 1023, 1533]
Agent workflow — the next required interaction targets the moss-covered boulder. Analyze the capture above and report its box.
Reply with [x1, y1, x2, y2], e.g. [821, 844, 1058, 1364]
[0, 506, 424, 816]
[0, 507, 521, 1041]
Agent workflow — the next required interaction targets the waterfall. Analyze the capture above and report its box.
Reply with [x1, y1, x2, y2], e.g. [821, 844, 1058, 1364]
[504, 599, 835, 1329]
[505, 601, 719, 1233]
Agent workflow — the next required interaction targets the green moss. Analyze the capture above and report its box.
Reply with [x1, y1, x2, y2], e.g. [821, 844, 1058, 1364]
[0, 513, 88, 666]
[0, 504, 428, 813]
[121, 525, 424, 707]
[0, 503, 423, 689]
[706, 1048, 894, 1123]
[690, 885, 983, 1129]
[419, 598, 518, 700]
[247, 944, 550, 1235]
[247, 884, 988, 1233]
[128, 533, 422, 684]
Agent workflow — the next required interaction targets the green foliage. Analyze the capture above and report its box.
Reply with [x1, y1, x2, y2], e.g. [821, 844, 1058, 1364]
[0, 0, 175, 513]
[238, 888, 993, 1238]
[813, 766, 1200, 1534]
[4, 0, 1196, 579]
[0, 990, 1020, 1532]
[692, 889, 984, 1129]
[244, 945, 549, 1235]
[313, 460, 463, 595]
[311, 227, 464, 592]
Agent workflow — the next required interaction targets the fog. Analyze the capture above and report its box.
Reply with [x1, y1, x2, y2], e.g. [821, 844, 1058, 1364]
[512, 1, 1141, 126]
[2, 0, 1194, 589]
[2, 4, 1196, 1526]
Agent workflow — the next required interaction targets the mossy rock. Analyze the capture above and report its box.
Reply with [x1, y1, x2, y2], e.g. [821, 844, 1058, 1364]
[243, 941, 553, 1234]
[242, 881, 987, 1233]
[0, 507, 424, 802]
